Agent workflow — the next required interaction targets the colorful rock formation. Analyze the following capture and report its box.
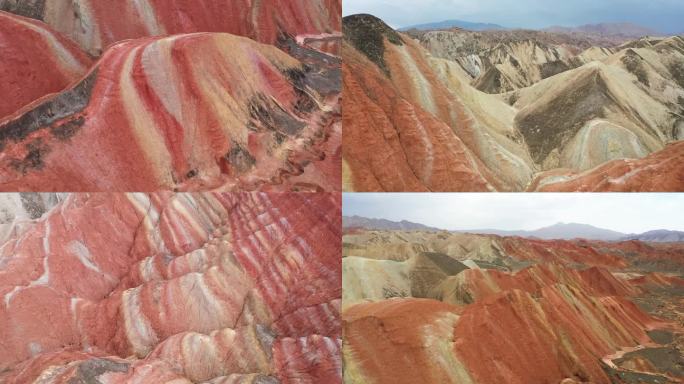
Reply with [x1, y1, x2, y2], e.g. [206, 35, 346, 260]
[342, 15, 534, 192]
[0, 1, 341, 191]
[343, 14, 684, 192]
[343, 228, 684, 384]
[0, 33, 340, 191]
[0, 192, 342, 383]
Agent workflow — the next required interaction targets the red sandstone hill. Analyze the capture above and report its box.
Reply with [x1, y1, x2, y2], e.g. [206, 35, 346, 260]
[0, 32, 340, 192]
[530, 141, 684, 191]
[0, 1, 341, 192]
[0, 192, 341, 383]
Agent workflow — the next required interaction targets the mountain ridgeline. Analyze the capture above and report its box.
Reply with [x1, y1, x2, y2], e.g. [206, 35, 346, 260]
[342, 216, 684, 242]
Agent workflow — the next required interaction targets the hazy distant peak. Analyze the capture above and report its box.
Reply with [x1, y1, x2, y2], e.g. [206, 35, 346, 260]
[342, 216, 441, 231]
[621, 230, 684, 242]
[399, 19, 506, 32]
[545, 22, 661, 38]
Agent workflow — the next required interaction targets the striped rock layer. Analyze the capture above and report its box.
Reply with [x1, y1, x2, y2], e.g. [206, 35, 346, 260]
[0, 192, 342, 384]
[342, 15, 535, 192]
[0, 0, 342, 56]
[0, 11, 92, 121]
[0, 32, 341, 191]
[343, 272, 673, 384]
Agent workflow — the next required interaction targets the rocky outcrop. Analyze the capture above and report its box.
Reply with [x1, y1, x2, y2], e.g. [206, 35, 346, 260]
[0, 11, 92, 121]
[0, 32, 341, 191]
[0, 192, 342, 383]
[417, 29, 619, 94]
[432, 263, 637, 305]
[0, 0, 342, 56]
[0, 192, 63, 243]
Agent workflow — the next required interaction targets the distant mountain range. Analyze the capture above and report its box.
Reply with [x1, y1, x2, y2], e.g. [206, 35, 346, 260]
[342, 216, 684, 242]
[462, 222, 625, 241]
[621, 230, 684, 243]
[342, 215, 441, 231]
[399, 20, 662, 39]
[545, 22, 661, 39]
[399, 19, 505, 32]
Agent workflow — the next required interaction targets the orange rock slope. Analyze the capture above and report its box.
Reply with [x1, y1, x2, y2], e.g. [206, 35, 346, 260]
[342, 15, 534, 192]
[0, 192, 342, 384]
[344, 270, 674, 384]
[343, 230, 684, 384]
[530, 141, 684, 191]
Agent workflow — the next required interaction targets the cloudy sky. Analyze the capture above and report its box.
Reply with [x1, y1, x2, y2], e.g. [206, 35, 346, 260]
[343, 193, 684, 233]
[343, 0, 684, 34]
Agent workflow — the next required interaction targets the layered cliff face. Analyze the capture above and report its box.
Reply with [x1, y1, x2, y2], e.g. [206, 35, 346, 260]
[0, 192, 342, 383]
[343, 229, 683, 384]
[0, 1, 341, 191]
[343, 14, 684, 192]
[0, 0, 342, 56]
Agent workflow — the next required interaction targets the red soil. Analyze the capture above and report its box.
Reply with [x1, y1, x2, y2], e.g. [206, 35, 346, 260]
[501, 237, 628, 268]
[343, 298, 463, 384]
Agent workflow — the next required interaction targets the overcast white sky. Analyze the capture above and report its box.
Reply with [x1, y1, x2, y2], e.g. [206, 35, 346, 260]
[343, 193, 684, 234]
[343, 0, 684, 34]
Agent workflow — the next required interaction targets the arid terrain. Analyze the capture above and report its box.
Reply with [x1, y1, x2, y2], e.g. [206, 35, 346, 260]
[0, 1, 342, 191]
[342, 14, 684, 191]
[342, 227, 684, 383]
[0, 192, 342, 383]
